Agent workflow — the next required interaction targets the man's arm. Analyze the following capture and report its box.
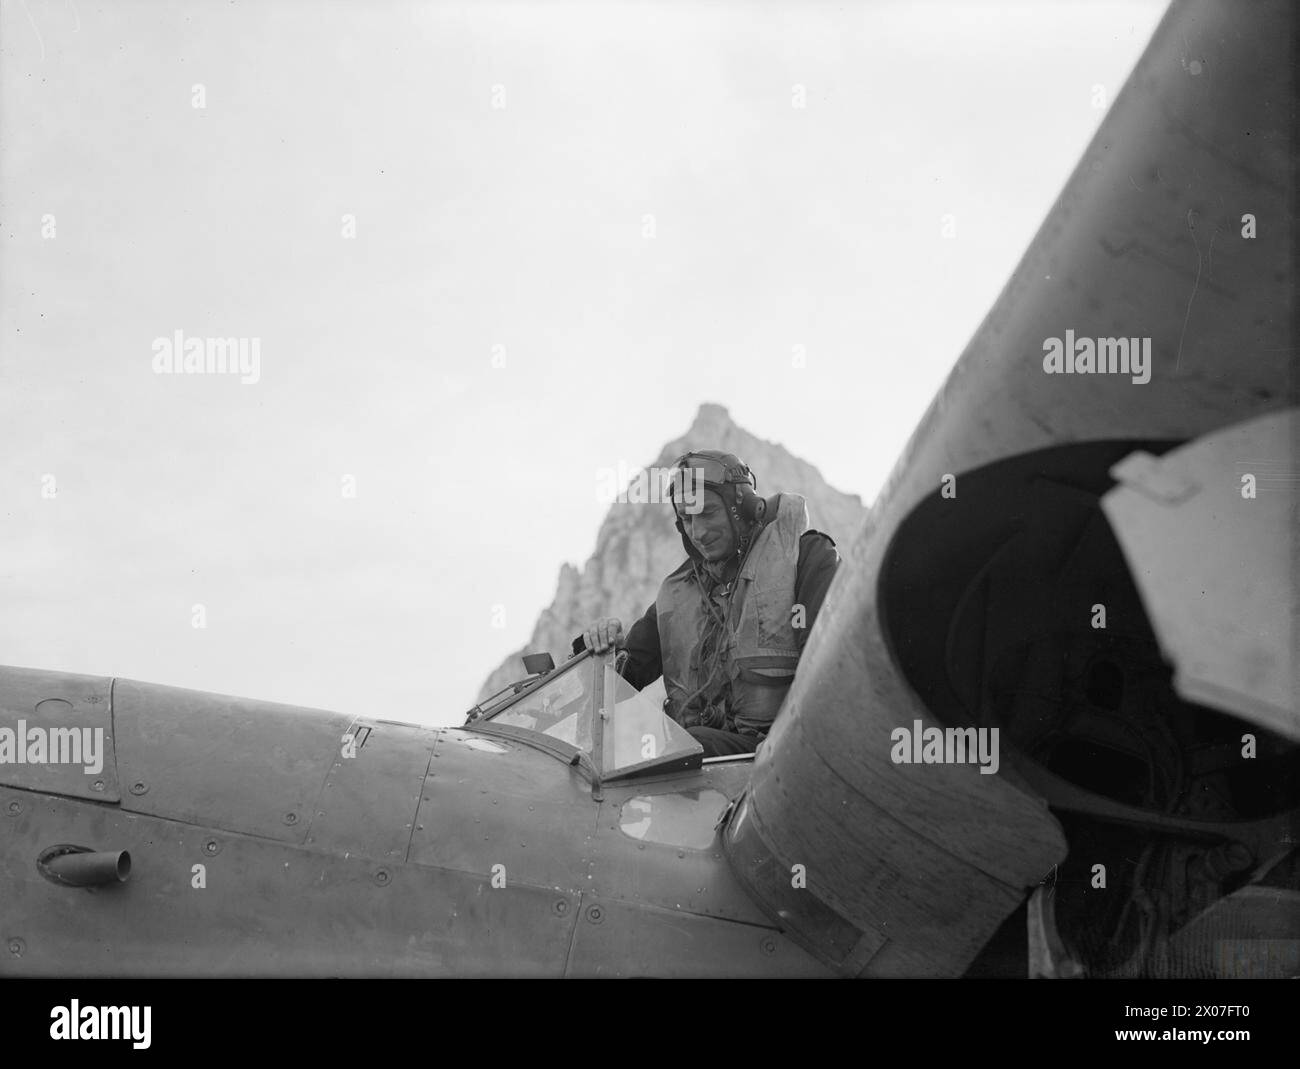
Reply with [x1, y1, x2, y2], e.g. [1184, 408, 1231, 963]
[793, 531, 840, 649]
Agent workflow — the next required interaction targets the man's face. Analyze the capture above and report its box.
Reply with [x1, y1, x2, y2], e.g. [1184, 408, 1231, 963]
[679, 488, 736, 563]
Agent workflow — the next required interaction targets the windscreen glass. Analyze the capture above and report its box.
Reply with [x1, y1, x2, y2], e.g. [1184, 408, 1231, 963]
[603, 670, 702, 773]
[487, 659, 596, 751]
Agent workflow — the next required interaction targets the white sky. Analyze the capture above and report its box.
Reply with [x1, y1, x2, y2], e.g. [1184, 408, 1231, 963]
[0, 0, 1167, 725]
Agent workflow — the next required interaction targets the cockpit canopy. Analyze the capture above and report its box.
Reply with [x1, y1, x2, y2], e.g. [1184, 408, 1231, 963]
[475, 650, 702, 780]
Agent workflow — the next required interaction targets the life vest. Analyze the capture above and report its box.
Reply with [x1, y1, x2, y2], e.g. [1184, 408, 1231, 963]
[655, 493, 809, 736]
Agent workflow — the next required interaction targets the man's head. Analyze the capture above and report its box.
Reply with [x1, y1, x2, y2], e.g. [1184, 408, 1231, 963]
[678, 487, 738, 563]
[667, 450, 764, 564]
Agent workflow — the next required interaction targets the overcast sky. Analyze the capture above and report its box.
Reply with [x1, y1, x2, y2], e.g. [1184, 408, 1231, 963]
[0, 0, 1166, 725]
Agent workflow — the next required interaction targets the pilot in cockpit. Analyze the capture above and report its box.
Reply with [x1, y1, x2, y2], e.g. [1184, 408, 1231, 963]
[577, 450, 839, 758]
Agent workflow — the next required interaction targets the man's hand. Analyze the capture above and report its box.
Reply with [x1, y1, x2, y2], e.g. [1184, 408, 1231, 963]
[583, 617, 625, 654]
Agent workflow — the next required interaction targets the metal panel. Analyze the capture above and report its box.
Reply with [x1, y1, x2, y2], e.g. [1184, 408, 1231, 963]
[565, 893, 831, 978]
[304, 720, 438, 863]
[408, 729, 598, 892]
[113, 678, 351, 843]
[587, 762, 773, 927]
[0, 666, 117, 802]
[724, 789, 886, 972]
[0, 786, 578, 977]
